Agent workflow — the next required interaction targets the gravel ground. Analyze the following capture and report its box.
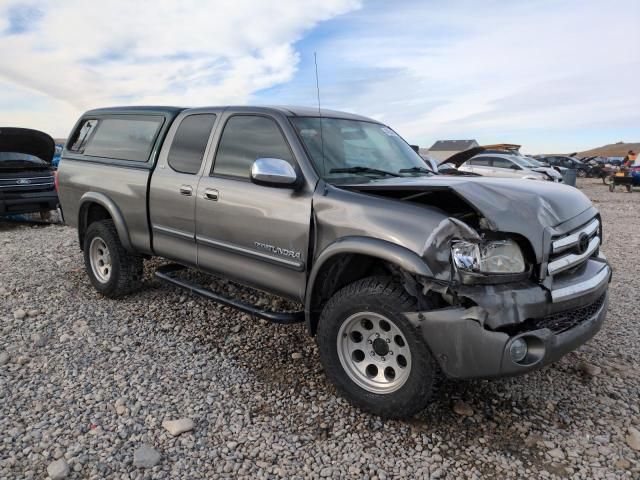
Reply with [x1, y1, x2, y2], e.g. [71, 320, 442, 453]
[1, 179, 638, 479]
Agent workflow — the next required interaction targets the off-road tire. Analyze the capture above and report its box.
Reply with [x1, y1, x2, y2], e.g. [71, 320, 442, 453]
[83, 220, 143, 298]
[317, 276, 439, 419]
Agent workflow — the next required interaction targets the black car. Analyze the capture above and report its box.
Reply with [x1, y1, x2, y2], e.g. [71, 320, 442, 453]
[534, 155, 594, 177]
[0, 128, 58, 218]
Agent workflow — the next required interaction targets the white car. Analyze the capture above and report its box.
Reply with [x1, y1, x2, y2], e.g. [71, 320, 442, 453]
[459, 153, 563, 182]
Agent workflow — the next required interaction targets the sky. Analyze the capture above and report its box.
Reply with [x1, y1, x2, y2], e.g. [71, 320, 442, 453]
[0, 0, 638, 153]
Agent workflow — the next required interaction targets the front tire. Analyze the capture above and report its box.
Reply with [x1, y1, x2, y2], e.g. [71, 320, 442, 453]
[83, 220, 143, 298]
[317, 276, 439, 419]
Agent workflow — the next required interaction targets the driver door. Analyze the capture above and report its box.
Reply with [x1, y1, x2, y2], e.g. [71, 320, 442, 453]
[195, 111, 312, 302]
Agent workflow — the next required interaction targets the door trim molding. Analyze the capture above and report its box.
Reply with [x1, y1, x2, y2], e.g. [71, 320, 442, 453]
[152, 224, 195, 241]
[196, 234, 305, 271]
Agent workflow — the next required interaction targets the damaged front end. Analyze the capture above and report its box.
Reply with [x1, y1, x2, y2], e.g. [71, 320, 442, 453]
[336, 178, 612, 379]
[403, 215, 611, 379]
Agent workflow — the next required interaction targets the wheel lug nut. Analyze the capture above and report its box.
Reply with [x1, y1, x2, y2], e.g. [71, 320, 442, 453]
[389, 351, 393, 355]
[376, 333, 380, 338]
[370, 351, 375, 356]
[386, 338, 391, 343]
[368, 340, 372, 344]
[381, 356, 386, 361]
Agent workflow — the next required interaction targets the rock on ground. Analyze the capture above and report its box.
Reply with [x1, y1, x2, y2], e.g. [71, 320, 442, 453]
[133, 445, 161, 468]
[46, 459, 69, 479]
[626, 427, 640, 451]
[162, 418, 194, 436]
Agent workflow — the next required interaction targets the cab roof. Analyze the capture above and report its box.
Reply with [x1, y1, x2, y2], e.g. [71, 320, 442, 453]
[83, 105, 378, 123]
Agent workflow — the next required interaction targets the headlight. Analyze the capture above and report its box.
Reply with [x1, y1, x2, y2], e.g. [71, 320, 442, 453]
[451, 239, 526, 274]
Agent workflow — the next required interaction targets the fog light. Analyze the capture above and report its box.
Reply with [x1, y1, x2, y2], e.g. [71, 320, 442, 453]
[509, 338, 528, 363]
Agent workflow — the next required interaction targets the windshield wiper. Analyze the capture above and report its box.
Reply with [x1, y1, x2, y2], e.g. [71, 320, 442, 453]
[398, 166, 434, 175]
[329, 166, 400, 177]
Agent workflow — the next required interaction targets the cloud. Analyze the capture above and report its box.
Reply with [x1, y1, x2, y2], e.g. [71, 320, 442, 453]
[0, 0, 360, 136]
[261, 0, 639, 151]
[1, 0, 638, 151]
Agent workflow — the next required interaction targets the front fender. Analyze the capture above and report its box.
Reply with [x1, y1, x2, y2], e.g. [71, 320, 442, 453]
[78, 192, 133, 251]
[304, 236, 433, 332]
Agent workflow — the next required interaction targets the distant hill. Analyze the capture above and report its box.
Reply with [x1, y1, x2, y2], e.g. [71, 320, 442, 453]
[578, 142, 639, 157]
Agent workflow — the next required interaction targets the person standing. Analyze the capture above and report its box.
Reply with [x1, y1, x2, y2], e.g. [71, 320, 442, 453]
[623, 150, 637, 168]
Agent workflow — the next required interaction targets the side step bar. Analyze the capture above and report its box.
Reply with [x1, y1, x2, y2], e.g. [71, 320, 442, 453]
[155, 264, 304, 325]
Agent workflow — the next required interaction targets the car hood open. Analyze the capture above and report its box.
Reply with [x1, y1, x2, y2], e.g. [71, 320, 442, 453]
[0, 127, 55, 163]
[440, 144, 521, 168]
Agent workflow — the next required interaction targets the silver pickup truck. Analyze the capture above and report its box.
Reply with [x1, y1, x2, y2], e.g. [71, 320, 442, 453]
[58, 106, 611, 418]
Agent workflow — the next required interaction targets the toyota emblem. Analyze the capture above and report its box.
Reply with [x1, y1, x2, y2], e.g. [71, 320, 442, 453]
[577, 233, 589, 254]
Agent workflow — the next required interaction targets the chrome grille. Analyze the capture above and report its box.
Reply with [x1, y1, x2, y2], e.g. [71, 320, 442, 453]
[0, 175, 54, 192]
[548, 218, 600, 276]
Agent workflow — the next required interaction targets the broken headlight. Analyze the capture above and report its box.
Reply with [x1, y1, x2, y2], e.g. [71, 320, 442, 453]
[451, 239, 526, 274]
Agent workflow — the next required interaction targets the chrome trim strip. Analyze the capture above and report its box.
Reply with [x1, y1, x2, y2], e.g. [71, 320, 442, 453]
[551, 265, 610, 303]
[152, 224, 195, 241]
[552, 218, 599, 253]
[0, 182, 54, 188]
[196, 235, 305, 271]
[0, 176, 53, 181]
[548, 236, 600, 276]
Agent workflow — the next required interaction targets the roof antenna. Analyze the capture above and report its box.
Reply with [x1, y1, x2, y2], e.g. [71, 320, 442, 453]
[314, 52, 326, 176]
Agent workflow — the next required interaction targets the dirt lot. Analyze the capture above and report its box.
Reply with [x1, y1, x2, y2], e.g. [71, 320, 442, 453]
[0, 179, 638, 479]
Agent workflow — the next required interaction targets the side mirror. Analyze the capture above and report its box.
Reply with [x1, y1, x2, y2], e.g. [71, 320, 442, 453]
[250, 158, 298, 188]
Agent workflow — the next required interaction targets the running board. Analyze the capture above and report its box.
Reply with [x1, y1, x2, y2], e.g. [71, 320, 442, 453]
[155, 264, 304, 325]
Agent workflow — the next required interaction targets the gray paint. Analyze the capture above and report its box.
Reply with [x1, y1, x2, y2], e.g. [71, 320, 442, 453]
[58, 104, 611, 381]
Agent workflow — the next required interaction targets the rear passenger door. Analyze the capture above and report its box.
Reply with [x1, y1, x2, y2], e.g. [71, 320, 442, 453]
[149, 113, 217, 266]
[195, 112, 312, 301]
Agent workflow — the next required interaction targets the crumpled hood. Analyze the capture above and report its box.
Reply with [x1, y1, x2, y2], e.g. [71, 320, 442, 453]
[0, 127, 55, 163]
[340, 176, 594, 260]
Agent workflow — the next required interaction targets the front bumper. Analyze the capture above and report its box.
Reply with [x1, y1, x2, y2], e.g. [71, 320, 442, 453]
[0, 191, 59, 216]
[406, 258, 611, 379]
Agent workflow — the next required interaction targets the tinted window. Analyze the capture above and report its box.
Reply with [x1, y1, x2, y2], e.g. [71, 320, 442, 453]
[213, 116, 293, 179]
[83, 117, 163, 162]
[168, 114, 216, 174]
[469, 157, 491, 166]
[492, 157, 515, 169]
[69, 119, 99, 152]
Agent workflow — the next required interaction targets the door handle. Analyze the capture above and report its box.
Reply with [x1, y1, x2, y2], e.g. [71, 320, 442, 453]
[179, 185, 193, 196]
[203, 188, 219, 201]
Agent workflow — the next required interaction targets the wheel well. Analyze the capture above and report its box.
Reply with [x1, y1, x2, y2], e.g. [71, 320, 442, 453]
[79, 202, 112, 249]
[308, 253, 394, 335]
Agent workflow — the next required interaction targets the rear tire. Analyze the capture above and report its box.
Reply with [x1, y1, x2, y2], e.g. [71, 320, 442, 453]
[317, 276, 439, 419]
[83, 220, 143, 298]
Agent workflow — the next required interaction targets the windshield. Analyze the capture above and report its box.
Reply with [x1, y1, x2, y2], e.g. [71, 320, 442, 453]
[523, 157, 546, 167]
[290, 117, 428, 182]
[510, 156, 536, 168]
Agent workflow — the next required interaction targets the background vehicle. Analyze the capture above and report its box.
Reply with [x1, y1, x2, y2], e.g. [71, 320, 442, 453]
[458, 153, 563, 182]
[58, 106, 610, 418]
[535, 155, 594, 177]
[0, 127, 58, 219]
